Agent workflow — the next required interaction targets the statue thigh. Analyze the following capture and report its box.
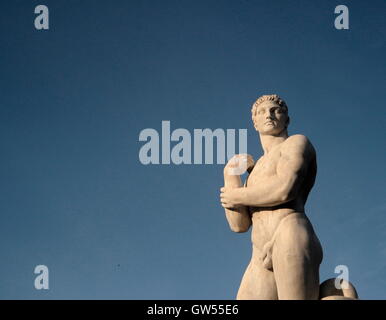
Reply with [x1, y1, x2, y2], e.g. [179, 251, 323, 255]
[271, 212, 323, 300]
[236, 261, 278, 300]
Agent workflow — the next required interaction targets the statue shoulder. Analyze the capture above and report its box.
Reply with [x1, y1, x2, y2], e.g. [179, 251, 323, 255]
[282, 134, 316, 157]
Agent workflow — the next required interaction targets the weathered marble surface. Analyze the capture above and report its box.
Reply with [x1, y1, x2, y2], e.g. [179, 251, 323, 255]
[220, 95, 358, 300]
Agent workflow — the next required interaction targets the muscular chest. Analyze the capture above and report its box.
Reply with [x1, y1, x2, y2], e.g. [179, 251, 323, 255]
[246, 150, 280, 186]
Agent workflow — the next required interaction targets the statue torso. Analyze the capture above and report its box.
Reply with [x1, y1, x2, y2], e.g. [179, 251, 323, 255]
[246, 139, 317, 249]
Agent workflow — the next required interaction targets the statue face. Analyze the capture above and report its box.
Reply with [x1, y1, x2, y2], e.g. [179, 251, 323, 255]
[253, 101, 289, 135]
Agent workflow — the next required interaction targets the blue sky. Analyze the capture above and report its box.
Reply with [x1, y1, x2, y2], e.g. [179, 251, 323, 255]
[0, 0, 385, 299]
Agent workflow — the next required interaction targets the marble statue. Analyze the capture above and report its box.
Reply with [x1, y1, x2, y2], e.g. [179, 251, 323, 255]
[220, 94, 358, 300]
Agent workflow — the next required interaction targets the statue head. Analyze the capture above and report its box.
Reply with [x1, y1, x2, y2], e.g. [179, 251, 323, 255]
[251, 94, 290, 136]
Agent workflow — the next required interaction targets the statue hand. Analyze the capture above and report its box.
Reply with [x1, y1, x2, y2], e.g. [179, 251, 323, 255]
[220, 187, 244, 209]
[224, 154, 255, 176]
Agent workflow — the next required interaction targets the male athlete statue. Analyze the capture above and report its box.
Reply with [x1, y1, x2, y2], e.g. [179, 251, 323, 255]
[220, 94, 323, 299]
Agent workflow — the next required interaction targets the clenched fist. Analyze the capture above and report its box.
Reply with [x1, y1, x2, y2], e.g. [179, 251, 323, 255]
[224, 154, 255, 176]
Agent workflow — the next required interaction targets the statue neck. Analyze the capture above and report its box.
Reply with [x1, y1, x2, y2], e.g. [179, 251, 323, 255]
[259, 130, 288, 155]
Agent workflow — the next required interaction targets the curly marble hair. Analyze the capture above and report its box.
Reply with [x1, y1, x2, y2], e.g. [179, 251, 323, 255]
[251, 94, 289, 130]
[251, 94, 288, 114]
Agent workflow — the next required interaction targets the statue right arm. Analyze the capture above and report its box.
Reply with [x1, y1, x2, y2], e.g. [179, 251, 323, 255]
[222, 171, 252, 233]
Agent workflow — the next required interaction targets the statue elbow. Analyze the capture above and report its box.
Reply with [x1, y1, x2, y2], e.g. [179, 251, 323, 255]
[280, 190, 297, 204]
[280, 193, 291, 203]
[278, 173, 305, 204]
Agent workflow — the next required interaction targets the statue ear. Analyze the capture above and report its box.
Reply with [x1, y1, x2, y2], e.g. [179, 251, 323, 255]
[286, 116, 290, 128]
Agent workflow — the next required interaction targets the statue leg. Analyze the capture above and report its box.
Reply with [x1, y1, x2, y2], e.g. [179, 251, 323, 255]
[237, 259, 278, 300]
[271, 213, 323, 300]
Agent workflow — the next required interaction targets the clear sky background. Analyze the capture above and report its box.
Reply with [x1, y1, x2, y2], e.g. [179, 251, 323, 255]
[0, 0, 385, 299]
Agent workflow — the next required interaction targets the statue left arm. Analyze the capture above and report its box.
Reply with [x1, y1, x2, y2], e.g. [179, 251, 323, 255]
[221, 135, 314, 207]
